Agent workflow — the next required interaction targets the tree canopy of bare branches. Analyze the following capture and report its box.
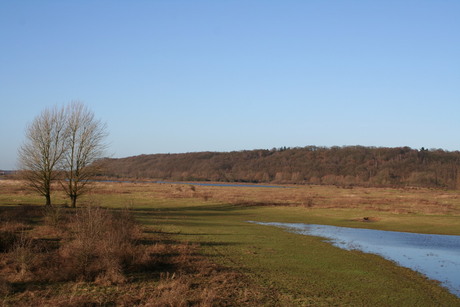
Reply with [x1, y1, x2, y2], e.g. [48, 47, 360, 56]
[18, 102, 108, 207]
[18, 106, 68, 206]
[62, 102, 108, 207]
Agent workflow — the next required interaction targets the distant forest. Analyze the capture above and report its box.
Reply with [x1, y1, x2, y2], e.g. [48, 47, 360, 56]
[101, 146, 460, 189]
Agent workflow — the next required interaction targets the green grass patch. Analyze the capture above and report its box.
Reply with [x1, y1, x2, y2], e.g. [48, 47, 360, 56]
[129, 200, 459, 306]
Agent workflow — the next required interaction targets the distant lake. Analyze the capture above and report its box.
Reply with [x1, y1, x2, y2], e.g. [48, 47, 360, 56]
[96, 179, 285, 188]
[250, 222, 460, 297]
[156, 181, 285, 188]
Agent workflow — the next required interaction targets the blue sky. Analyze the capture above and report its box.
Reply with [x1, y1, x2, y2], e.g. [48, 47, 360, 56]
[1, 1, 459, 169]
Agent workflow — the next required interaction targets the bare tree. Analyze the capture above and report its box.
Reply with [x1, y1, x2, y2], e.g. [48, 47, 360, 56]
[62, 101, 108, 208]
[18, 106, 68, 206]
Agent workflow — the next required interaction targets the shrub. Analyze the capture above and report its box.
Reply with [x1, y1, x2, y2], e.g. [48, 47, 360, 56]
[9, 232, 34, 279]
[0, 206, 38, 253]
[57, 206, 141, 284]
[145, 274, 191, 306]
[0, 276, 11, 296]
[0, 228, 18, 252]
[42, 205, 64, 228]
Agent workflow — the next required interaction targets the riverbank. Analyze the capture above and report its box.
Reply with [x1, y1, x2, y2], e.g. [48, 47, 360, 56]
[252, 221, 460, 297]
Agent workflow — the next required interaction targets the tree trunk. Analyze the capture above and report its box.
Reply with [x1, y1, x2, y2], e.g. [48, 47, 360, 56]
[71, 194, 77, 208]
[45, 194, 52, 207]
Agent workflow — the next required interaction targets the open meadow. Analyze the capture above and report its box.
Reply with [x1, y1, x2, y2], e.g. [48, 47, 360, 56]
[1, 179, 460, 306]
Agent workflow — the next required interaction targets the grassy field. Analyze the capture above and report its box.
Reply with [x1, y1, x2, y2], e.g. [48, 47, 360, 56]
[1, 179, 460, 306]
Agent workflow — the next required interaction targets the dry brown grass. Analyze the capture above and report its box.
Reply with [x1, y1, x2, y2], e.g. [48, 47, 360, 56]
[0, 203, 275, 306]
[55, 206, 141, 284]
[83, 181, 460, 216]
[2, 179, 459, 304]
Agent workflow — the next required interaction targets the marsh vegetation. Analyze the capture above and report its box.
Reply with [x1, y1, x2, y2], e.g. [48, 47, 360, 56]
[1, 179, 459, 305]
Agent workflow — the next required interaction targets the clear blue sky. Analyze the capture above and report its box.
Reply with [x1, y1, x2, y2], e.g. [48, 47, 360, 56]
[1, 1, 459, 169]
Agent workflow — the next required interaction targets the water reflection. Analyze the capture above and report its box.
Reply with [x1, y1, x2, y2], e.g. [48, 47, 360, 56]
[250, 222, 460, 297]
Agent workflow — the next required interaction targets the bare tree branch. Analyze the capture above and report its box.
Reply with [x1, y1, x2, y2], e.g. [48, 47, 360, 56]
[61, 101, 108, 207]
[18, 102, 108, 207]
[18, 106, 68, 206]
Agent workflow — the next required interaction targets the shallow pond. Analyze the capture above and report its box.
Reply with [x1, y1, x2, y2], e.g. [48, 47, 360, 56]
[249, 222, 460, 297]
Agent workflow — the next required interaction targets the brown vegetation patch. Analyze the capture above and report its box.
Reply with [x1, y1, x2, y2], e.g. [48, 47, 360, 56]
[0, 205, 274, 306]
[76, 180, 460, 216]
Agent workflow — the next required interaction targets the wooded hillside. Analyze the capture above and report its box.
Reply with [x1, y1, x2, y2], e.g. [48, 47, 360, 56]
[101, 146, 460, 189]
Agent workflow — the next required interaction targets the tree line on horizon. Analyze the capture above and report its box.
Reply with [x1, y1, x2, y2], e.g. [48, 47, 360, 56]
[101, 146, 460, 189]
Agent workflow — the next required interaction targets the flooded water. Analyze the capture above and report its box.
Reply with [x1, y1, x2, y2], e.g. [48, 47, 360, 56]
[156, 181, 285, 188]
[96, 179, 285, 188]
[249, 222, 460, 297]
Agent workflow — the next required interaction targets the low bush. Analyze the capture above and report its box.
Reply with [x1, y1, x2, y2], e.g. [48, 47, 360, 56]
[0, 276, 10, 296]
[56, 206, 142, 284]
[9, 232, 34, 279]
[0, 205, 145, 287]
[0, 229, 18, 252]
